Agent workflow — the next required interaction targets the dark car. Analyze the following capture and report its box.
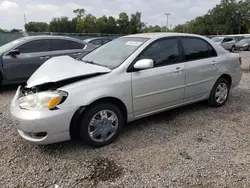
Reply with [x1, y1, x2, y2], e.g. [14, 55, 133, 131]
[83, 37, 113, 47]
[235, 38, 250, 51]
[0, 35, 96, 86]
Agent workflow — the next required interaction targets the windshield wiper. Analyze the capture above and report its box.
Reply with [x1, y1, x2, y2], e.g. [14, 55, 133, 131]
[81, 60, 99, 66]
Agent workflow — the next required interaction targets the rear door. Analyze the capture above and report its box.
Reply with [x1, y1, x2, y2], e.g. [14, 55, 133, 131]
[3, 39, 50, 82]
[180, 37, 218, 103]
[49, 39, 86, 59]
[131, 37, 185, 118]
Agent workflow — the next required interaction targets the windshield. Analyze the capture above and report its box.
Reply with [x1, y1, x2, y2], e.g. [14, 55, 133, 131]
[237, 39, 249, 44]
[211, 37, 223, 42]
[82, 37, 149, 69]
[0, 38, 25, 55]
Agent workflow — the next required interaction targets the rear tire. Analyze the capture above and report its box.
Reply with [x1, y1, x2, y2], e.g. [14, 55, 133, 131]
[79, 102, 124, 147]
[208, 78, 230, 107]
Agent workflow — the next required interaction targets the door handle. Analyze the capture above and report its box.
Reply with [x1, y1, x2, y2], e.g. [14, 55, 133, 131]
[73, 52, 82, 56]
[40, 56, 50, 60]
[211, 60, 218, 66]
[173, 67, 184, 73]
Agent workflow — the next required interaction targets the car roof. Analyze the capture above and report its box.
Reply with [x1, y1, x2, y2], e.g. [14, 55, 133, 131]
[19, 35, 84, 42]
[84, 37, 112, 41]
[124, 32, 205, 39]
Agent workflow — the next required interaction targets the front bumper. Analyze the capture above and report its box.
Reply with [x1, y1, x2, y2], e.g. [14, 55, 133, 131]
[235, 46, 249, 51]
[10, 86, 78, 145]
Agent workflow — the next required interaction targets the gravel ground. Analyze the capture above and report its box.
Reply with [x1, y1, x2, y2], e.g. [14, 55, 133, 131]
[1, 51, 250, 188]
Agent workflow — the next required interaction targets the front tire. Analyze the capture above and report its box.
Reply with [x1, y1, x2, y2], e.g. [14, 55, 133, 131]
[230, 45, 235, 52]
[79, 102, 124, 147]
[208, 78, 230, 107]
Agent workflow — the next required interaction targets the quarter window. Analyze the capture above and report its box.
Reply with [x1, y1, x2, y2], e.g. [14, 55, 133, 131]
[139, 38, 179, 67]
[17, 40, 50, 53]
[182, 37, 217, 61]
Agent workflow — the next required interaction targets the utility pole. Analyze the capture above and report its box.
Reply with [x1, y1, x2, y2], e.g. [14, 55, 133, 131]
[164, 13, 171, 30]
[24, 14, 27, 31]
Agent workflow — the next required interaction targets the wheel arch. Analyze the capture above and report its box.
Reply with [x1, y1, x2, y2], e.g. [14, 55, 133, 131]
[218, 74, 232, 87]
[69, 97, 128, 140]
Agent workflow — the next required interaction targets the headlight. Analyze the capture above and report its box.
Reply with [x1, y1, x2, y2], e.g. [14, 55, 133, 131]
[18, 91, 68, 110]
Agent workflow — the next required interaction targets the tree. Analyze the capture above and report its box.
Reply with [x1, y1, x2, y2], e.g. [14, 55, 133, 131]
[49, 17, 74, 33]
[25, 22, 49, 32]
[73, 9, 85, 20]
[10, 29, 22, 32]
[117, 12, 130, 34]
[96, 16, 108, 33]
[129, 12, 143, 34]
[106, 16, 118, 33]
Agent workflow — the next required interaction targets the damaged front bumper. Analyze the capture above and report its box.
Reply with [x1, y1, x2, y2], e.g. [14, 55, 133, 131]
[10, 86, 77, 145]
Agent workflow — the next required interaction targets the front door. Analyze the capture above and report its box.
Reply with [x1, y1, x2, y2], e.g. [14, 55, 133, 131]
[3, 39, 50, 82]
[131, 37, 185, 118]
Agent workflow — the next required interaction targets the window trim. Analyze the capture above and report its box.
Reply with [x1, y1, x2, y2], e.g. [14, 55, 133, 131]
[49, 39, 85, 51]
[179, 36, 218, 63]
[127, 37, 182, 72]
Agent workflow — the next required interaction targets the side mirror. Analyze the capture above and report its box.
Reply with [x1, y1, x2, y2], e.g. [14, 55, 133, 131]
[8, 49, 20, 56]
[133, 59, 154, 70]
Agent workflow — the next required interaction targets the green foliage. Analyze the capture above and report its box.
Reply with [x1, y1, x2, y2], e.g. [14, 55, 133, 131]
[173, 0, 250, 35]
[6, 0, 250, 35]
[25, 22, 48, 32]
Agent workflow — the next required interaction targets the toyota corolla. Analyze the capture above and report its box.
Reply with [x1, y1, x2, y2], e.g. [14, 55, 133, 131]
[10, 33, 242, 147]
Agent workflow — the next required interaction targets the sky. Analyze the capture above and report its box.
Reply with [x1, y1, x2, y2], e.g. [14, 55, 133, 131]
[0, 0, 221, 30]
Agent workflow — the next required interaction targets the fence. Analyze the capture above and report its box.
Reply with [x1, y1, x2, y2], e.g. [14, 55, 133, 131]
[0, 32, 124, 46]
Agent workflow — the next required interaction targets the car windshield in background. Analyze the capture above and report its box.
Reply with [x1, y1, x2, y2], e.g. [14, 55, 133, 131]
[238, 39, 250, 44]
[0, 38, 25, 54]
[82, 37, 149, 69]
[211, 37, 223, 42]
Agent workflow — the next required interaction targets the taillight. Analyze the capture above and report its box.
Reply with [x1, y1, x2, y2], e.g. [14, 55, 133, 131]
[238, 57, 242, 65]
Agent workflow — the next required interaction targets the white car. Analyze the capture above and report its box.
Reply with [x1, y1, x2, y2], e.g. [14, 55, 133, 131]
[10, 33, 242, 147]
[211, 37, 236, 52]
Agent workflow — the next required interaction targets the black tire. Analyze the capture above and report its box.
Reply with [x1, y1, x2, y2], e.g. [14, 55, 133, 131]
[248, 46, 250, 51]
[79, 102, 124, 147]
[230, 45, 235, 52]
[208, 78, 230, 107]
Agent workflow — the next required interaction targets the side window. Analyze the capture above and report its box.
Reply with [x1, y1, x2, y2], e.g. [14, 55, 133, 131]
[182, 37, 215, 61]
[17, 40, 50, 53]
[90, 39, 102, 46]
[139, 38, 179, 67]
[227, 38, 233, 42]
[50, 39, 85, 51]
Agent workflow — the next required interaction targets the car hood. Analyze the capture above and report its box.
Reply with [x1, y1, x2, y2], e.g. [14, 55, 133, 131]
[26, 56, 111, 88]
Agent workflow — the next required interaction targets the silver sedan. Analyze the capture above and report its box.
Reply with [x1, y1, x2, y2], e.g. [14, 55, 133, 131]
[10, 33, 242, 147]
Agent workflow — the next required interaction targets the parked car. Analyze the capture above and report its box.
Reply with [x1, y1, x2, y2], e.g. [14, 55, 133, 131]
[10, 33, 242, 147]
[211, 36, 236, 52]
[235, 38, 250, 51]
[0, 35, 96, 86]
[83, 37, 113, 47]
[233, 36, 246, 42]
